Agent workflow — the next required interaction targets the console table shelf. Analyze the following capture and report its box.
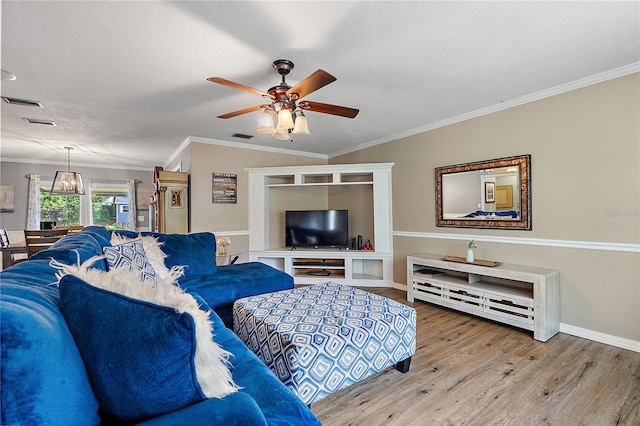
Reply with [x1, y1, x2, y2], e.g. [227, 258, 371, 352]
[407, 254, 559, 342]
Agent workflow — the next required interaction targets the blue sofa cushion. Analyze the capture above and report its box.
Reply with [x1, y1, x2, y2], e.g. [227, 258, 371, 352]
[0, 260, 101, 426]
[213, 324, 322, 426]
[103, 239, 158, 283]
[81, 225, 113, 244]
[114, 230, 217, 277]
[30, 232, 107, 270]
[136, 392, 268, 426]
[181, 262, 294, 309]
[180, 262, 294, 327]
[58, 271, 238, 423]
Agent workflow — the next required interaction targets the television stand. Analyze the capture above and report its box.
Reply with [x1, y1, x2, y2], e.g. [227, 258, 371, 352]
[252, 249, 392, 286]
[407, 254, 560, 342]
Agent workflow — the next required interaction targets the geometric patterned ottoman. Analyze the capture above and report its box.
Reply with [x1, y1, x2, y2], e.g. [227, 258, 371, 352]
[233, 282, 416, 405]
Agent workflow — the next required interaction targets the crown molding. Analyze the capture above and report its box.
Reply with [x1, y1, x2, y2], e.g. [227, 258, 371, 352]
[175, 136, 328, 162]
[0, 157, 153, 172]
[330, 62, 640, 158]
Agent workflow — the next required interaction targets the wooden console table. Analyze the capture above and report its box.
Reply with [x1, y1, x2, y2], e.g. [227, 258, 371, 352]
[407, 254, 560, 342]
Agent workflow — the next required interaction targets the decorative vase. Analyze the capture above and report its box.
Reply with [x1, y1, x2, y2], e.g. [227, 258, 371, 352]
[466, 249, 474, 263]
[218, 246, 227, 256]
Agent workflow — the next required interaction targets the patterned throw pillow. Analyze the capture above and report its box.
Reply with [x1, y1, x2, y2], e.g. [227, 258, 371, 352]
[55, 258, 239, 423]
[103, 240, 157, 283]
[110, 233, 172, 279]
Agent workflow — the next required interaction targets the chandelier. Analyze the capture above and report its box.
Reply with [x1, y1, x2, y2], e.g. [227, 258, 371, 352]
[50, 147, 85, 195]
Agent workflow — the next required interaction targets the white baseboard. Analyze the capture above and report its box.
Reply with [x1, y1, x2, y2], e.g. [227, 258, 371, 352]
[393, 282, 408, 292]
[559, 323, 640, 353]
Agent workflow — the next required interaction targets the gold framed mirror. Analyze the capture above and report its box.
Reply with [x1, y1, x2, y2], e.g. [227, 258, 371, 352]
[436, 154, 531, 230]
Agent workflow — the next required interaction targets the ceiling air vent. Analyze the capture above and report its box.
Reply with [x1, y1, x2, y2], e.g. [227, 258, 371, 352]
[22, 118, 56, 126]
[2, 96, 44, 107]
[232, 133, 254, 140]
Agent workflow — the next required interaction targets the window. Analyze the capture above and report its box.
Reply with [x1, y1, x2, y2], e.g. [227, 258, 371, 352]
[39, 183, 80, 227]
[91, 186, 128, 227]
[39, 181, 129, 228]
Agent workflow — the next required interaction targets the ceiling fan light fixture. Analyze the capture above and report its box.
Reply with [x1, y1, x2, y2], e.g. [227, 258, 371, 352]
[257, 108, 275, 134]
[209, 59, 358, 142]
[292, 112, 309, 134]
[272, 128, 291, 141]
[50, 147, 85, 195]
[277, 108, 294, 130]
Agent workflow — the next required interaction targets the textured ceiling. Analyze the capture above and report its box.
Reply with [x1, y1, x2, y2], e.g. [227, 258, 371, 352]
[1, 1, 638, 170]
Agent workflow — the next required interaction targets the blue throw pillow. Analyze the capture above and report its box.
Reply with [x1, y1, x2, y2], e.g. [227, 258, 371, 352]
[57, 265, 238, 423]
[113, 231, 218, 277]
[103, 239, 157, 283]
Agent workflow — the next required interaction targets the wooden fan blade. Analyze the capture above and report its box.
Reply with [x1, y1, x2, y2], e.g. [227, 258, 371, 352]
[217, 104, 268, 119]
[287, 70, 336, 100]
[300, 101, 359, 118]
[208, 77, 270, 98]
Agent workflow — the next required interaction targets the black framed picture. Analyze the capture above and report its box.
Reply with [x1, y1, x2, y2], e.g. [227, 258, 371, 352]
[485, 181, 495, 203]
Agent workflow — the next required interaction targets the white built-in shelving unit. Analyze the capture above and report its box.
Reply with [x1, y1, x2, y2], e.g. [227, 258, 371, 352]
[246, 163, 394, 286]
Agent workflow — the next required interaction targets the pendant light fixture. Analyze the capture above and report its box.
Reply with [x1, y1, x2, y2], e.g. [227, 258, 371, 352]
[50, 147, 85, 195]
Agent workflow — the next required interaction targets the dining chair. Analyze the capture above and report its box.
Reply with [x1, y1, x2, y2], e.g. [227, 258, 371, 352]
[23, 229, 69, 258]
[1, 229, 29, 268]
[54, 225, 84, 233]
[0, 228, 9, 248]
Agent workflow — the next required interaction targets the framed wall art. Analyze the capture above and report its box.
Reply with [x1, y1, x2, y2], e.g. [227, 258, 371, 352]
[212, 173, 237, 204]
[0, 185, 15, 213]
[485, 181, 495, 203]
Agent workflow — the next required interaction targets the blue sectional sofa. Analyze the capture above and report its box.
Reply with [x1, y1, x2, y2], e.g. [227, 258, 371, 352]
[0, 226, 320, 425]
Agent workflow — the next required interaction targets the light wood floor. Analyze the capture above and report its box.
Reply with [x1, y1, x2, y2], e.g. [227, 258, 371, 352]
[311, 288, 640, 426]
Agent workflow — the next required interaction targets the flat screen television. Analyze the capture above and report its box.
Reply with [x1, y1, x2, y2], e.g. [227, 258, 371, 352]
[285, 209, 348, 248]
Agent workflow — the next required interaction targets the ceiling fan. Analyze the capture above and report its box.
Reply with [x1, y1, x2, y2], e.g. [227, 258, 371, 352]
[208, 59, 359, 140]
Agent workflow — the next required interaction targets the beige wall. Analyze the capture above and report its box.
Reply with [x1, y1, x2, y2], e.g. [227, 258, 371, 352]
[0, 161, 153, 231]
[187, 142, 325, 260]
[331, 73, 640, 342]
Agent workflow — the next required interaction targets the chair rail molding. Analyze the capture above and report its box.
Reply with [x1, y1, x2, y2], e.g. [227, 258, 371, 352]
[393, 231, 640, 253]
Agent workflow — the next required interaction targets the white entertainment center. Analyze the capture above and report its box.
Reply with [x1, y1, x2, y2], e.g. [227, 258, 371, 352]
[246, 163, 394, 287]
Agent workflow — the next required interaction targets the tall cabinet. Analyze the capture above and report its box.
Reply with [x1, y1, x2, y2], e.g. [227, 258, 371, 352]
[246, 163, 394, 287]
[153, 168, 189, 234]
